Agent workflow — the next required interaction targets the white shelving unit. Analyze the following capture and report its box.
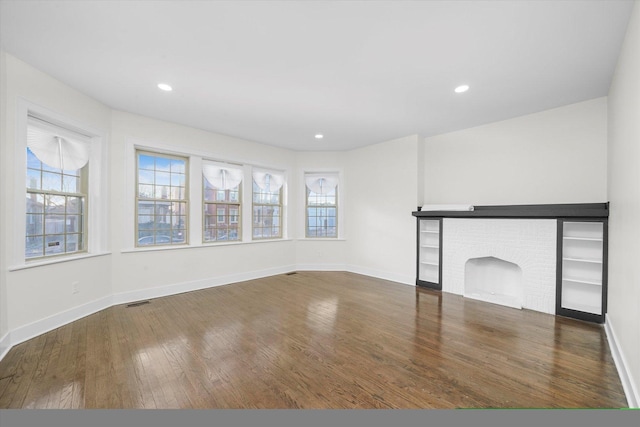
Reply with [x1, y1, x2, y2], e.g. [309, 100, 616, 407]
[418, 219, 441, 286]
[559, 221, 604, 316]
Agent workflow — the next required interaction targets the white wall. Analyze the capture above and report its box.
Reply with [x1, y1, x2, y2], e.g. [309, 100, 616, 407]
[294, 151, 348, 270]
[0, 54, 113, 335]
[346, 135, 420, 285]
[423, 98, 608, 205]
[109, 110, 298, 297]
[607, 0, 640, 407]
[0, 49, 8, 345]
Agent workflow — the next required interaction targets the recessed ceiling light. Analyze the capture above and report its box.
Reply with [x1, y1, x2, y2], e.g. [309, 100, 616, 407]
[454, 85, 469, 93]
[315, 134, 324, 139]
[157, 83, 173, 91]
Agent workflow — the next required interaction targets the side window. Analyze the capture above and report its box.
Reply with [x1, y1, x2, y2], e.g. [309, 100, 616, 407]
[305, 173, 338, 238]
[136, 151, 188, 246]
[203, 161, 243, 242]
[252, 170, 284, 239]
[25, 118, 89, 259]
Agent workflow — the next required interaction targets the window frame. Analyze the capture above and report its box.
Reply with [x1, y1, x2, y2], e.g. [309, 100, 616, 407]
[11, 100, 108, 269]
[251, 170, 285, 240]
[202, 162, 243, 244]
[124, 139, 289, 251]
[304, 172, 339, 239]
[25, 139, 89, 259]
[135, 149, 189, 248]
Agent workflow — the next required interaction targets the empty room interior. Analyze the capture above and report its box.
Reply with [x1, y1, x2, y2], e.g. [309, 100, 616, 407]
[1, 0, 640, 410]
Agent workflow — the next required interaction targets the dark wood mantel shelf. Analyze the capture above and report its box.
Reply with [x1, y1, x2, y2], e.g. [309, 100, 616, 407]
[412, 202, 609, 219]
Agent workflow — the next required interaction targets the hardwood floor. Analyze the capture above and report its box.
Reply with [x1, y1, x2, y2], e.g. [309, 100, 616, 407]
[0, 271, 627, 408]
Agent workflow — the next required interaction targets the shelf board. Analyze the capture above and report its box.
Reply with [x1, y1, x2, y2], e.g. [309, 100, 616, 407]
[563, 236, 603, 242]
[420, 230, 439, 234]
[420, 244, 439, 249]
[563, 278, 602, 287]
[561, 302, 601, 315]
[563, 257, 602, 264]
[420, 261, 439, 267]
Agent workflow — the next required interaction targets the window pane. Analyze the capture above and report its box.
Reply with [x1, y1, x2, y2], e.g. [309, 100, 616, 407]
[66, 215, 81, 233]
[172, 202, 185, 216]
[171, 173, 185, 187]
[67, 197, 82, 214]
[27, 169, 41, 190]
[138, 154, 155, 170]
[46, 194, 65, 210]
[26, 194, 44, 213]
[171, 186, 186, 199]
[138, 184, 154, 198]
[155, 157, 171, 172]
[170, 158, 185, 173]
[25, 236, 43, 258]
[45, 234, 65, 255]
[26, 214, 43, 235]
[62, 174, 79, 193]
[45, 214, 65, 234]
[27, 148, 41, 169]
[42, 171, 62, 192]
[156, 171, 170, 186]
[138, 169, 154, 185]
[66, 234, 81, 253]
[204, 187, 216, 202]
[154, 185, 170, 199]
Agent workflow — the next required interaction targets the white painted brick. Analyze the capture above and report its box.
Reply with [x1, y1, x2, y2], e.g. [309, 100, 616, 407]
[442, 218, 557, 314]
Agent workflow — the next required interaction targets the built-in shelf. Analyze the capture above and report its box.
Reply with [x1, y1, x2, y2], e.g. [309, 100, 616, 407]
[412, 203, 608, 323]
[417, 218, 442, 290]
[557, 218, 607, 323]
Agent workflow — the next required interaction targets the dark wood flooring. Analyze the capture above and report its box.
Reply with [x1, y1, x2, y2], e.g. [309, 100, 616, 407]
[0, 271, 627, 408]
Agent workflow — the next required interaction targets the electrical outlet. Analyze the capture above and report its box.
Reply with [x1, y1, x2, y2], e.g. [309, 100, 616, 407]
[72, 281, 79, 294]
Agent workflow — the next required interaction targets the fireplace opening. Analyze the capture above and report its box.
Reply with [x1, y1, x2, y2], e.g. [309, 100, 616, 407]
[464, 256, 523, 309]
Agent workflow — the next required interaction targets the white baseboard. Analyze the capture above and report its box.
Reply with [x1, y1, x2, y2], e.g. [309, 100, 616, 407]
[346, 264, 414, 286]
[0, 265, 298, 360]
[0, 332, 10, 362]
[111, 264, 297, 306]
[605, 315, 639, 408]
[295, 263, 347, 272]
[8, 295, 113, 352]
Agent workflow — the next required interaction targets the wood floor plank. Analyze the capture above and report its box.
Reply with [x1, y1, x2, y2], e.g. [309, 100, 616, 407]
[0, 271, 628, 408]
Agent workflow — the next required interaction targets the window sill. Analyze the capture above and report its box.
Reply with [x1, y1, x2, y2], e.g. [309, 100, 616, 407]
[296, 238, 346, 241]
[121, 238, 294, 253]
[9, 251, 112, 272]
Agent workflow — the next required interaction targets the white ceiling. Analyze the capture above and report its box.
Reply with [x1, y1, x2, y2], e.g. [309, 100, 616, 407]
[0, 0, 634, 151]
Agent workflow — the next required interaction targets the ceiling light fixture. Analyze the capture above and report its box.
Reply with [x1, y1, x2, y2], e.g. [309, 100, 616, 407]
[454, 84, 469, 93]
[157, 83, 173, 91]
[315, 134, 324, 139]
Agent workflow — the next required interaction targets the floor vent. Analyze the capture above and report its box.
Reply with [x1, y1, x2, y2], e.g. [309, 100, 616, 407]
[126, 300, 150, 308]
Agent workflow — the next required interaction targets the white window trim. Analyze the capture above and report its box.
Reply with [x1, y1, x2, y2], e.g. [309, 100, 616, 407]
[251, 167, 287, 241]
[202, 159, 244, 244]
[11, 99, 109, 269]
[123, 137, 289, 251]
[300, 169, 345, 240]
